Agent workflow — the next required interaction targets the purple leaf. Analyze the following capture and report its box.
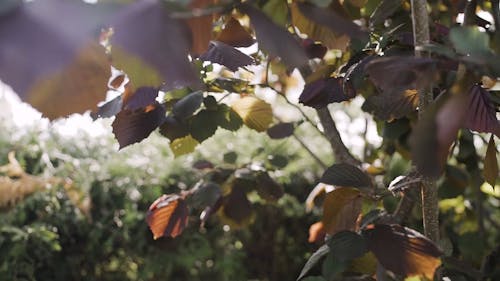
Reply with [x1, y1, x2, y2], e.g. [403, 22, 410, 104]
[200, 41, 255, 71]
[299, 77, 355, 109]
[239, 3, 308, 70]
[266, 122, 295, 139]
[123, 87, 160, 111]
[297, 2, 368, 41]
[464, 85, 500, 136]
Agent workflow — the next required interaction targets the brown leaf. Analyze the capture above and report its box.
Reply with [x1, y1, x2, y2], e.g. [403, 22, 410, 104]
[322, 187, 362, 235]
[463, 85, 500, 136]
[483, 135, 499, 187]
[185, 0, 217, 54]
[363, 224, 443, 279]
[220, 184, 254, 228]
[308, 221, 326, 243]
[216, 16, 255, 47]
[147, 194, 189, 239]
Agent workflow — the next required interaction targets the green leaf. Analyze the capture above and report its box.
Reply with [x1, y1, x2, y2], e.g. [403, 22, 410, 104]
[297, 244, 330, 281]
[169, 135, 199, 157]
[173, 90, 204, 120]
[190, 181, 222, 209]
[217, 104, 243, 131]
[483, 135, 499, 187]
[223, 151, 238, 164]
[320, 163, 372, 190]
[449, 27, 490, 56]
[268, 154, 289, 168]
[327, 231, 367, 261]
[321, 253, 347, 280]
[190, 110, 219, 142]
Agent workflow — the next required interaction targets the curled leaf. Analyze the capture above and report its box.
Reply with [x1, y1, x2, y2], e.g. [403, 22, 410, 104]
[147, 194, 189, 239]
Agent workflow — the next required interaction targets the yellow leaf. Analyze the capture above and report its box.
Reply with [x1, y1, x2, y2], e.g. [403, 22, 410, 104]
[169, 135, 199, 157]
[231, 96, 273, 132]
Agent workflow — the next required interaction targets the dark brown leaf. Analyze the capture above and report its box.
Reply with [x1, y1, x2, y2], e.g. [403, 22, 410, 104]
[239, 3, 308, 69]
[112, 97, 166, 149]
[483, 135, 499, 187]
[320, 163, 372, 190]
[464, 85, 500, 136]
[302, 39, 327, 59]
[147, 194, 189, 239]
[255, 172, 284, 202]
[266, 122, 295, 139]
[220, 184, 253, 228]
[299, 77, 356, 109]
[216, 16, 255, 47]
[322, 187, 362, 235]
[363, 224, 442, 279]
[297, 2, 368, 41]
[200, 41, 255, 71]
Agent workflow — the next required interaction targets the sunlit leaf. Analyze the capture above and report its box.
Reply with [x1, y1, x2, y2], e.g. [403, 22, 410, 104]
[363, 224, 443, 279]
[296, 2, 368, 41]
[240, 3, 308, 69]
[267, 122, 295, 139]
[255, 172, 284, 202]
[231, 96, 273, 132]
[320, 164, 372, 190]
[200, 41, 255, 71]
[169, 135, 200, 157]
[463, 85, 500, 136]
[216, 16, 255, 47]
[483, 135, 499, 187]
[322, 187, 362, 234]
[172, 90, 204, 120]
[147, 194, 189, 239]
[299, 77, 356, 109]
[297, 244, 330, 281]
[308, 221, 326, 243]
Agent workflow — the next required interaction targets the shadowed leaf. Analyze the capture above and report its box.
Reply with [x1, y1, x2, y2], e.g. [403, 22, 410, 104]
[220, 184, 253, 228]
[216, 16, 255, 47]
[297, 244, 330, 281]
[320, 164, 372, 190]
[231, 96, 273, 132]
[322, 187, 362, 235]
[189, 109, 219, 142]
[173, 90, 204, 120]
[112, 104, 165, 149]
[449, 26, 490, 56]
[147, 194, 189, 239]
[327, 231, 367, 261]
[369, 0, 402, 27]
[240, 3, 308, 69]
[123, 86, 159, 110]
[296, 2, 368, 41]
[200, 41, 255, 71]
[299, 77, 356, 109]
[364, 89, 419, 120]
[302, 39, 328, 59]
[92, 95, 123, 119]
[159, 115, 189, 141]
[463, 85, 500, 136]
[267, 122, 295, 139]
[216, 104, 244, 131]
[483, 135, 498, 187]
[256, 172, 284, 202]
[363, 224, 442, 279]
[190, 181, 222, 209]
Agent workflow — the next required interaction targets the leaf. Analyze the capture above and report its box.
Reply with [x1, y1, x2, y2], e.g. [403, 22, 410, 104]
[327, 231, 368, 261]
[297, 244, 330, 281]
[449, 26, 490, 56]
[223, 151, 238, 164]
[463, 85, 500, 136]
[172, 91, 204, 120]
[302, 39, 328, 59]
[290, 3, 350, 50]
[255, 172, 284, 202]
[299, 77, 356, 109]
[123, 86, 159, 110]
[169, 135, 200, 157]
[199, 41, 255, 71]
[112, 103, 166, 149]
[91, 95, 123, 119]
[267, 122, 295, 139]
[216, 104, 244, 131]
[147, 194, 189, 239]
[231, 96, 273, 132]
[262, 0, 289, 26]
[308, 221, 327, 243]
[483, 135, 499, 187]
[216, 16, 255, 47]
[220, 184, 254, 228]
[159, 115, 189, 141]
[190, 181, 222, 209]
[189, 109, 219, 142]
[320, 163, 372, 190]
[296, 2, 368, 41]
[322, 187, 362, 234]
[363, 224, 443, 279]
[240, 3, 308, 69]
[110, 0, 202, 90]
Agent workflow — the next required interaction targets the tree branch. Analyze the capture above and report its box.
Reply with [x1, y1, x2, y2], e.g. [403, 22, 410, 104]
[411, 0, 439, 242]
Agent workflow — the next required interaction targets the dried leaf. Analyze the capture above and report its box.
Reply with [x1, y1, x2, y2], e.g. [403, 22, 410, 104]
[147, 194, 189, 239]
[200, 41, 255, 71]
[231, 96, 273, 132]
[483, 135, 499, 187]
[363, 224, 443, 279]
[322, 187, 362, 234]
[216, 16, 255, 47]
[308, 221, 327, 243]
[240, 3, 308, 69]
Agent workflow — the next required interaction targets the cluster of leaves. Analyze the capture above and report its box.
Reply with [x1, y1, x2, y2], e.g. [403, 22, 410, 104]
[1, 0, 500, 280]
